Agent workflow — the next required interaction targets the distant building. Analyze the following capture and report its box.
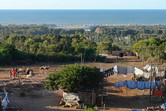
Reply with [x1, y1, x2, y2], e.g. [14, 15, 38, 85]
[112, 51, 124, 57]
[84, 26, 96, 31]
[99, 54, 108, 57]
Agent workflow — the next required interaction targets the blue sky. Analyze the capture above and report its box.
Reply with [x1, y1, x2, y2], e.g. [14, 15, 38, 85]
[0, 0, 166, 9]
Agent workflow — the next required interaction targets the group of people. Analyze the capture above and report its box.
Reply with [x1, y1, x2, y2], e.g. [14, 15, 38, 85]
[9, 66, 50, 80]
[9, 68, 17, 79]
[9, 68, 34, 80]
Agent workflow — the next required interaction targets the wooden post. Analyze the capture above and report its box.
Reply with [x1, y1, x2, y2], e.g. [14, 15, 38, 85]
[116, 55, 118, 63]
[158, 64, 160, 77]
[150, 61, 152, 106]
[101, 95, 103, 107]
[164, 66, 166, 78]
[142, 55, 144, 68]
[92, 89, 94, 106]
[126, 85, 127, 96]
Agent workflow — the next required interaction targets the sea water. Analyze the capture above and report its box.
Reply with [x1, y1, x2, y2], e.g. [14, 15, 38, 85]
[0, 10, 166, 25]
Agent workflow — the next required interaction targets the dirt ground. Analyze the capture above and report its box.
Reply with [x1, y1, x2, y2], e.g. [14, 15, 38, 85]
[0, 56, 165, 111]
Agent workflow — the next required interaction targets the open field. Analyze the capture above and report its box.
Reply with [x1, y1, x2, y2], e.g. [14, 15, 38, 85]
[0, 56, 165, 111]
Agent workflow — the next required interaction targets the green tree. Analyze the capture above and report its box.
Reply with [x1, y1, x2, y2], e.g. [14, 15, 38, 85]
[44, 64, 104, 92]
[97, 42, 113, 54]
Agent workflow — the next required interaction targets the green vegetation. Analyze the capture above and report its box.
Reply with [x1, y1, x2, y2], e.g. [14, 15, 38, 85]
[0, 25, 166, 64]
[1, 25, 166, 49]
[44, 64, 104, 92]
[0, 34, 113, 65]
[97, 42, 120, 54]
[83, 106, 100, 111]
[131, 37, 166, 62]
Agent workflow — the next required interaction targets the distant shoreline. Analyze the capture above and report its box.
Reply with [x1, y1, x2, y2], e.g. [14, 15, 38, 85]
[0, 9, 166, 10]
[1, 24, 166, 28]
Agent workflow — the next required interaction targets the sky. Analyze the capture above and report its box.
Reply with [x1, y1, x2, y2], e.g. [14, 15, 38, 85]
[0, 0, 166, 9]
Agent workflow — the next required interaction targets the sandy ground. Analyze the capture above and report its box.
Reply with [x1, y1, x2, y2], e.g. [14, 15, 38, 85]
[0, 56, 165, 111]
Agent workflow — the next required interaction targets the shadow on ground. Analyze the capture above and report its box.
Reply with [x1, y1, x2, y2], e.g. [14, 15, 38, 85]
[2, 84, 77, 111]
[104, 81, 165, 110]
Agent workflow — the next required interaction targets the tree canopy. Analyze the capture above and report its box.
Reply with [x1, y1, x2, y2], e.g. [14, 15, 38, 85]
[131, 37, 166, 62]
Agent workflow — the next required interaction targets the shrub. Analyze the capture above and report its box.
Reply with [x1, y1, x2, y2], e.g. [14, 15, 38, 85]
[44, 64, 104, 92]
[83, 106, 100, 111]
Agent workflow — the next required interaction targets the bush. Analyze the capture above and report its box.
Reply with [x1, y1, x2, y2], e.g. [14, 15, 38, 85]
[44, 64, 104, 92]
[83, 106, 100, 111]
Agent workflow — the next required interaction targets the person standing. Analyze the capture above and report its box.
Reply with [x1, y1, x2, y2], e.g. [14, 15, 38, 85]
[13, 68, 16, 79]
[9, 69, 12, 80]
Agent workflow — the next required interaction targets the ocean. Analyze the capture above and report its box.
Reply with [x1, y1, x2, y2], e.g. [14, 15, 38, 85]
[0, 10, 166, 25]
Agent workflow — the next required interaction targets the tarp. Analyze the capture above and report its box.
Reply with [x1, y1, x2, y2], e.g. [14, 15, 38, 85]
[153, 89, 162, 96]
[143, 64, 155, 72]
[1, 92, 9, 109]
[144, 81, 160, 89]
[143, 64, 158, 76]
[143, 72, 150, 79]
[147, 66, 155, 72]
[115, 82, 122, 88]
[117, 66, 127, 75]
[127, 67, 134, 74]
[115, 81, 160, 89]
[137, 81, 145, 90]
[115, 81, 126, 88]
[100, 68, 105, 74]
[134, 67, 144, 76]
[126, 81, 137, 89]
[134, 67, 151, 78]
[113, 65, 134, 75]
[155, 67, 158, 76]
[161, 103, 166, 108]
[113, 65, 118, 73]
[143, 64, 150, 71]
[63, 92, 80, 103]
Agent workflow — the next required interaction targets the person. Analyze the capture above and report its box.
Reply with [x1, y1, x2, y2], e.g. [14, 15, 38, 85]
[29, 70, 34, 76]
[15, 68, 18, 77]
[26, 68, 30, 75]
[9, 69, 12, 80]
[13, 68, 16, 79]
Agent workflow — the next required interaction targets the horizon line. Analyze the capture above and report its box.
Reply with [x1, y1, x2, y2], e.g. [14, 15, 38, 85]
[0, 9, 166, 10]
